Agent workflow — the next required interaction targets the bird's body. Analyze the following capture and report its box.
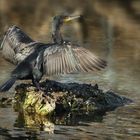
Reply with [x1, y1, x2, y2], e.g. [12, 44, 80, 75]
[0, 15, 107, 92]
[0, 44, 47, 91]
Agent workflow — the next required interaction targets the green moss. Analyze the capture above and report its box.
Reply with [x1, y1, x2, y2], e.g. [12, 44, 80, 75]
[14, 85, 56, 116]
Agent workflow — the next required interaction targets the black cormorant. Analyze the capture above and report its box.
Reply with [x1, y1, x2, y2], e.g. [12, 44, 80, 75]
[0, 15, 107, 92]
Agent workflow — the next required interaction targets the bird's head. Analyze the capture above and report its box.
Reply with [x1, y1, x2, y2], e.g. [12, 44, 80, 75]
[52, 14, 81, 44]
[52, 15, 81, 31]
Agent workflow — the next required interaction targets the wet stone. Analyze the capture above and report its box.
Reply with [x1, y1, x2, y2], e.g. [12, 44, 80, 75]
[12, 80, 133, 116]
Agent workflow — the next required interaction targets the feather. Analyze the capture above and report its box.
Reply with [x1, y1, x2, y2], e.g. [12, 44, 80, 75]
[43, 43, 107, 76]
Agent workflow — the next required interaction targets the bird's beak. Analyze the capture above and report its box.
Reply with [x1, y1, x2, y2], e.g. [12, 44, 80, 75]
[63, 15, 81, 22]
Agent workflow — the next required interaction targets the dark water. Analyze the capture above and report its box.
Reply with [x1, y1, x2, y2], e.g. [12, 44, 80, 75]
[0, 18, 140, 140]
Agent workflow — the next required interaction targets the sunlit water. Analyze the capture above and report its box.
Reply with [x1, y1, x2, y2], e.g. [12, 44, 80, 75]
[0, 19, 140, 139]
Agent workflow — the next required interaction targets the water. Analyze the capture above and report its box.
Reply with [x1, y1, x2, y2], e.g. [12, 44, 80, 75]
[0, 14, 140, 140]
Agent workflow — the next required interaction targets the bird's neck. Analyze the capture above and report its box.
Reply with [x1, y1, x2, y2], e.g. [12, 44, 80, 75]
[52, 25, 63, 44]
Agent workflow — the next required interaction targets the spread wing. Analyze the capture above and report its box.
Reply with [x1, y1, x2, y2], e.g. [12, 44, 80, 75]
[43, 43, 107, 76]
[1, 25, 36, 64]
[1, 35, 17, 64]
[1, 37, 37, 64]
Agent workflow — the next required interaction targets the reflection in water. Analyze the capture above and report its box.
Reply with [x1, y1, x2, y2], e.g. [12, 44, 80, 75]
[0, 5, 140, 140]
[0, 106, 107, 139]
[15, 111, 55, 134]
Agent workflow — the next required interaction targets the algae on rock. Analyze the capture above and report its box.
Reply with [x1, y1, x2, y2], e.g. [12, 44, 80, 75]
[13, 80, 132, 116]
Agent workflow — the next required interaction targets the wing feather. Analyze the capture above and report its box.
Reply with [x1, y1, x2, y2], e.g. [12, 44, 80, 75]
[75, 50, 89, 72]
[77, 51, 96, 72]
[66, 47, 73, 72]
[43, 43, 107, 76]
[1, 38, 16, 64]
[59, 53, 63, 74]
[80, 48, 107, 68]
[64, 48, 71, 73]
[61, 50, 67, 74]
[77, 49, 102, 70]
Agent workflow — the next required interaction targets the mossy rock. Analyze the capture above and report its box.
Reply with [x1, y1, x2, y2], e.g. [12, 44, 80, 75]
[13, 80, 132, 116]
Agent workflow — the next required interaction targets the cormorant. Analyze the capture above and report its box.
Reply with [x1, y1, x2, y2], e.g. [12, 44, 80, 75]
[0, 15, 107, 92]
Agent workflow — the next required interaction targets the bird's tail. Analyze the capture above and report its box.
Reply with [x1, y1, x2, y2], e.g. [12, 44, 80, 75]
[0, 77, 17, 92]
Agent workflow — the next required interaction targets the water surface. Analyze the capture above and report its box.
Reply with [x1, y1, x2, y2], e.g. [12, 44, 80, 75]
[0, 15, 140, 140]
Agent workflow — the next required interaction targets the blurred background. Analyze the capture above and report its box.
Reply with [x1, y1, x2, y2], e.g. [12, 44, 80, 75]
[0, 0, 140, 139]
[0, 0, 140, 93]
[0, 0, 140, 43]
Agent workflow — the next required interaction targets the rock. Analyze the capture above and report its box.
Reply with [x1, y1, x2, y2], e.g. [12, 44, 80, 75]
[13, 80, 132, 116]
